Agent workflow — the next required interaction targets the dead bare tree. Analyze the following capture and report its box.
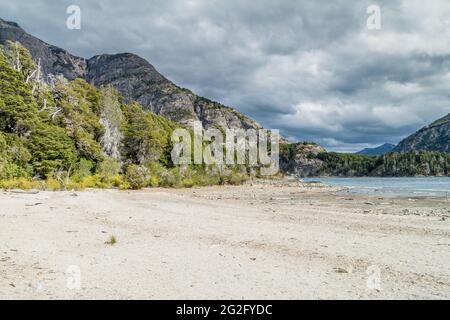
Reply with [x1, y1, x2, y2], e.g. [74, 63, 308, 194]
[26, 59, 45, 95]
[13, 42, 22, 72]
[38, 99, 48, 113]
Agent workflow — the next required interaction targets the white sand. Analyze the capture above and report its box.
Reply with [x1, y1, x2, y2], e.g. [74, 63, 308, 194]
[0, 184, 449, 299]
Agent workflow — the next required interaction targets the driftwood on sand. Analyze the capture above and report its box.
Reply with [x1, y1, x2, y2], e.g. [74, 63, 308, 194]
[5, 189, 40, 195]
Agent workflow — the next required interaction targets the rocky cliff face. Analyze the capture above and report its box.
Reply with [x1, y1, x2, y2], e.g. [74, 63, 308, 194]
[86, 53, 261, 130]
[0, 18, 262, 131]
[0, 18, 86, 80]
[280, 143, 327, 177]
[393, 113, 450, 153]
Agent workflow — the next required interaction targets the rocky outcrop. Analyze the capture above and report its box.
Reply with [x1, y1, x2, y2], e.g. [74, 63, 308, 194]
[393, 113, 450, 153]
[0, 18, 262, 131]
[86, 53, 262, 130]
[281, 143, 327, 177]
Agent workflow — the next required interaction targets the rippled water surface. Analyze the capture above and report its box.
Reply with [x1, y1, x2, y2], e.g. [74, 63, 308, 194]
[302, 177, 450, 197]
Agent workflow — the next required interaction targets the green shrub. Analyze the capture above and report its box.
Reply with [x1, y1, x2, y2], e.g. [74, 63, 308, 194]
[121, 102, 176, 166]
[27, 125, 77, 177]
[181, 178, 195, 188]
[73, 158, 94, 179]
[0, 177, 40, 190]
[0, 162, 30, 180]
[125, 164, 149, 189]
[147, 175, 160, 187]
[226, 172, 247, 185]
[105, 235, 117, 245]
[44, 178, 62, 191]
[159, 167, 183, 187]
[97, 157, 121, 181]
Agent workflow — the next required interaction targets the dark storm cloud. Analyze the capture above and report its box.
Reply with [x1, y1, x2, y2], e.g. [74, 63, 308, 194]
[1, 0, 450, 151]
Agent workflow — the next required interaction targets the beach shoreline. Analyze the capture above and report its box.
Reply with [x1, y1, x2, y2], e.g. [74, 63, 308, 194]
[1, 183, 449, 299]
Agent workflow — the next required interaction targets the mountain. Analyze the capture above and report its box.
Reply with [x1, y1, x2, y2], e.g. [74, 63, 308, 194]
[393, 113, 450, 153]
[0, 19, 86, 79]
[0, 18, 261, 131]
[357, 143, 395, 156]
[85, 53, 261, 129]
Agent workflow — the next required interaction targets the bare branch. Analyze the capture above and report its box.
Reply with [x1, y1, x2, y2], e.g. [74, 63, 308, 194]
[51, 108, 62, 120]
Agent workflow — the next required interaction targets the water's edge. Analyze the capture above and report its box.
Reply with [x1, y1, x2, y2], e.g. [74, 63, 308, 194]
[302, 177, 450, 197]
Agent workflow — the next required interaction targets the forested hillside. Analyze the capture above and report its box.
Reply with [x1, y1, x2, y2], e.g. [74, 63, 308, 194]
[393, 113, 450, 153]
[0, 42, 249, 189]
[281, 142, 450, 177]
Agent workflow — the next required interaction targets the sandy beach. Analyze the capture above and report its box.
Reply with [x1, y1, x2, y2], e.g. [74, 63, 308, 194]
[1, 181, 449, 299]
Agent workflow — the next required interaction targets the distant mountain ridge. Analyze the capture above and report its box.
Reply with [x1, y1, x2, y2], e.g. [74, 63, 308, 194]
[393, 113, 450, 153]
[0, 18, 262, 131]
[280, 112, 450, 177]
[357, 143, 395, 156]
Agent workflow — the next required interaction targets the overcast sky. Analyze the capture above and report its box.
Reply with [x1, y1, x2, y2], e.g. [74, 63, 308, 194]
[1, 0, 450, 152]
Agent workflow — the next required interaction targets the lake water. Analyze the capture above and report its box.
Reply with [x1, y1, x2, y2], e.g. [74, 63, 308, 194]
[302, 177, 450, 197]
